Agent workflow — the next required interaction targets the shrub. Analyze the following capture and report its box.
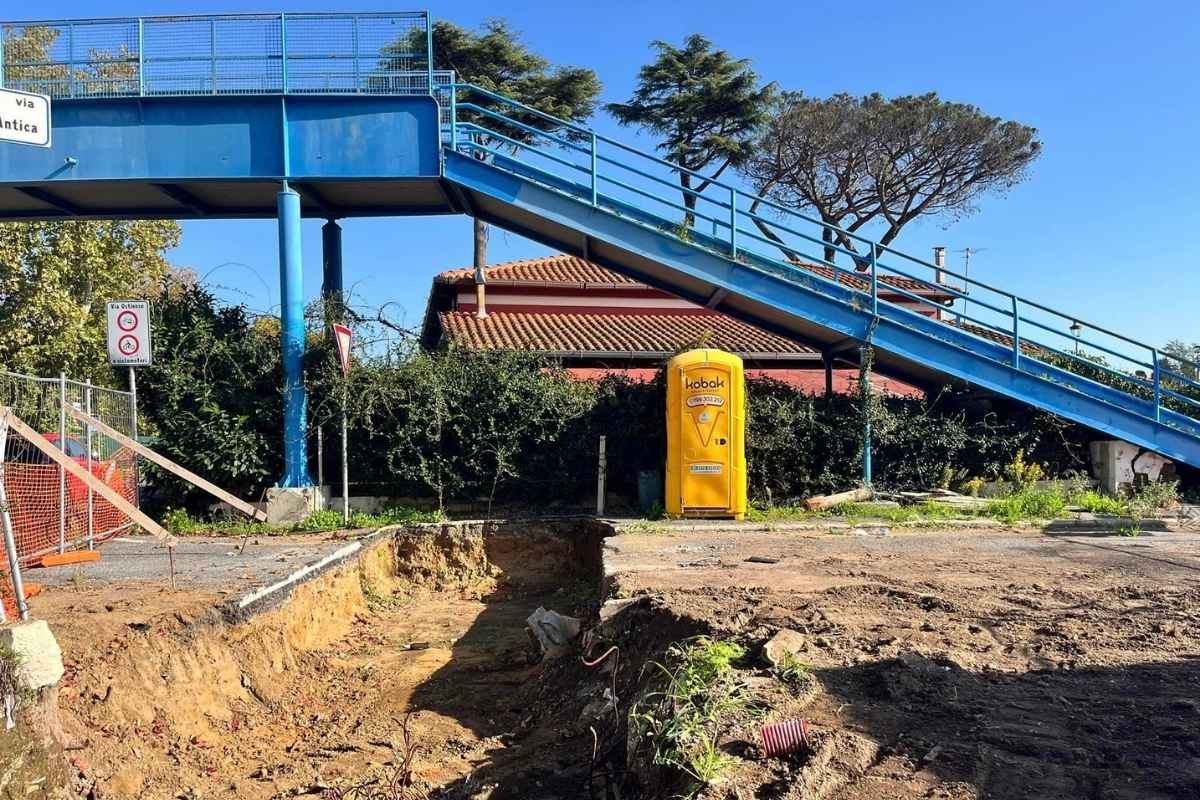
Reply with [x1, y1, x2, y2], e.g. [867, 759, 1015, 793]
[632, 637, 748, 795]
[987, 488, 1068, 523]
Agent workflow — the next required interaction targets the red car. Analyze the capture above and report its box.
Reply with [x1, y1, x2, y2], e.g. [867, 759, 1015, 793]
[3, 434, 135, 566]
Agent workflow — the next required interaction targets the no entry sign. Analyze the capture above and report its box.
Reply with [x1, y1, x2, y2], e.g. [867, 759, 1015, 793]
[106, 300, 152, 366]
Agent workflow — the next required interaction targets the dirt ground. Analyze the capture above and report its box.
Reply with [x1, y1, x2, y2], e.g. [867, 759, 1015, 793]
[13, 522, 1200, 799]
[25, 523, 608, 800]
[606, 524, 1200, 799]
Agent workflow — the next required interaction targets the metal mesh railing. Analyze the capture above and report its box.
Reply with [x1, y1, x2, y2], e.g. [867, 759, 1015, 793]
[0, 12, 441, 98]
[0, 371, 138, 573]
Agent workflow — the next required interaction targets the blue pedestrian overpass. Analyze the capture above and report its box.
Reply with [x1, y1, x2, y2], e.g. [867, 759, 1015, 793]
[4, 10, 1200, 487]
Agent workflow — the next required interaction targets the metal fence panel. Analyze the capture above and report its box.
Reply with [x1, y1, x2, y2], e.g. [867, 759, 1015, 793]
[0, 370, 137, 570]
[2, 12, 440, 98]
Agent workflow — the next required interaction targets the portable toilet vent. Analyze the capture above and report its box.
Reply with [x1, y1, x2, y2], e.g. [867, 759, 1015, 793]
[665, 349, 747, 519]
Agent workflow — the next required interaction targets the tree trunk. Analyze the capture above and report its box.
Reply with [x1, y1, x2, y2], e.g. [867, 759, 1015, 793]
[680, 173, 696, 231]
[822, 226, 837, 265]
[473, 217, 489, 271]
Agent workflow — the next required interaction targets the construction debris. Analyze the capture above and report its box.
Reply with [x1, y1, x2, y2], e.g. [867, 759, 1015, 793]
[895, 488, 991, 510]
[763, 629, 806, 668]
[525, 607, 582, 658]
[804, 486, 872, 511]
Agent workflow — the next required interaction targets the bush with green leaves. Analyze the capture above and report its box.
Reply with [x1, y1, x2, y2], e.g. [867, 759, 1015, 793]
[136, 289, 1099, 514]
[137, 280, 283, 513]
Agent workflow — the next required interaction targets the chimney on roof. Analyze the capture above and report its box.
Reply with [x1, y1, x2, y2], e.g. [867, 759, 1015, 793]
[933, 247, 947, 321]
[474, 264, 487, 319]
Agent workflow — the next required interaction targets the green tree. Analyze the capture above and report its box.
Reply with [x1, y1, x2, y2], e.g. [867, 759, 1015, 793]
[0, 28, 180, 382]
[0, 220, 180, 381]
[425, 20, 601, 270]
[607, 34, 775, 227]
[744, 91, 1041, 265]
[136, 278, 283, 511]
[1164, 340, 1199, 381]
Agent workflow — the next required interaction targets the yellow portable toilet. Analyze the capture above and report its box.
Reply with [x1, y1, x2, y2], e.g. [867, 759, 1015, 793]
[665, 349, 747, 519]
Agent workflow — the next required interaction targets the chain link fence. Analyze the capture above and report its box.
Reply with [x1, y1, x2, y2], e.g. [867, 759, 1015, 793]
[0, 370, 138, 619]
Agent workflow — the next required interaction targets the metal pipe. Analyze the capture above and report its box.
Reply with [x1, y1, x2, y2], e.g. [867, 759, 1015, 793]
[137, 18, 145, 96]
[869, 245, 879, 318]
[68, 22, 75, 97]
[596, 435, 607, 516]
[352, 16, 360, 92]
[280, 14, 288, 94]
[85, 380, 94, 549]
[729, 188, 738, 257]
[209, 17, 217, 94]
[590, 132, 598, 206]
[1153, 349, 1162, 422]
[316, 425, 324, 487]
[860, 345, 872, 487]
[424, 11, 433, 95]
[1011, 297, 1022, 368]
[129, 368, 140, 511]
[449, 83, 457, 150]
[0, 415, 29, 621]
[58, 372, 66, 554]
[341, 384, 349, 525]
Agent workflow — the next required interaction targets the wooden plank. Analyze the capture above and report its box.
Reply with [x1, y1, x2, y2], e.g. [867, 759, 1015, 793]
[65, 404, 267, 522]
[804, 486, 872, 512]
[0, 406, 175, 546]
[40, 550, 102, 568]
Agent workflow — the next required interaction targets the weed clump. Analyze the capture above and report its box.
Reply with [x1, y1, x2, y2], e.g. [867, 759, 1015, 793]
[632, 637, 749, 795]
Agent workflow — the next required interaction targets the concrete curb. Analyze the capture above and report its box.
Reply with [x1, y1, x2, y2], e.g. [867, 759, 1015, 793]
[217, 528, 391, 625]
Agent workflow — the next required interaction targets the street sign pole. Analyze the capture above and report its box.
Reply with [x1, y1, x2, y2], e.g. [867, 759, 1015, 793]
[332, 323, 352, 525]
[342, 387, 349, 526]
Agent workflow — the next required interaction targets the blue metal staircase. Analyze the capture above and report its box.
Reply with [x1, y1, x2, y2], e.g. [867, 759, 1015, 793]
[440, 83, 1200, 467]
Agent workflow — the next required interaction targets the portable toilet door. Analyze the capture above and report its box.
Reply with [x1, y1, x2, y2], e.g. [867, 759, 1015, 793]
[665, 349, 747, 519]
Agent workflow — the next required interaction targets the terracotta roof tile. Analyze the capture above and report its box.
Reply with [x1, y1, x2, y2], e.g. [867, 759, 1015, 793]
[438, 311, 818, 357]
[438, 254, 954, 299]
[949, 320, 1044, 356]
[436, 255, 642, 287]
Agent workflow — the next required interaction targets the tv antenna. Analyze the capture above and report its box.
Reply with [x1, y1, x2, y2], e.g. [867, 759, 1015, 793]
[955, 247, 989, 288]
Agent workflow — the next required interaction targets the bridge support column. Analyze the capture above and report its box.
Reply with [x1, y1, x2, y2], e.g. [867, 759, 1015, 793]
[860, 343, 873, 487]
[276, 183, 309, 489]
[321, 219, 344, 318]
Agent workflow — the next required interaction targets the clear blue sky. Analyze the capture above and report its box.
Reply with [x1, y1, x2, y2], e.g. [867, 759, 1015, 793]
[26, 0, 1200, 345]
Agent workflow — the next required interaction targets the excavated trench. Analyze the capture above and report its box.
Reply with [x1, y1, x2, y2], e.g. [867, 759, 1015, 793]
[44, 519, 696, 800]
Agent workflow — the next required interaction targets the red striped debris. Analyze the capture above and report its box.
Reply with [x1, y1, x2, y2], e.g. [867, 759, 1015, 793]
[760, 718, 811, 757]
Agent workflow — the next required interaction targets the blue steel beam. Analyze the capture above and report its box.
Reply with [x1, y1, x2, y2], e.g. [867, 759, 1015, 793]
[151, 184, 211, 216]
[14, 187, 80, 216]
[442, 150, 1200, 467]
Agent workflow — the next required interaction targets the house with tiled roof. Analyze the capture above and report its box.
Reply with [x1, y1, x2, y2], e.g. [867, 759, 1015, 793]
[419, 255, 958, 395]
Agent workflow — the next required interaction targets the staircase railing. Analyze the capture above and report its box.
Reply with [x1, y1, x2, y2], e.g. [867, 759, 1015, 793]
[446, 82, 1200, 429]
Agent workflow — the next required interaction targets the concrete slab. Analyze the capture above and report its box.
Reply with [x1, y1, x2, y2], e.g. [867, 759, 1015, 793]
[0, 620, 64, 690]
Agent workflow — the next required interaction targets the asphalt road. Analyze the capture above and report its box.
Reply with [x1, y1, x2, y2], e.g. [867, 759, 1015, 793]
[30, 533, 353, 594]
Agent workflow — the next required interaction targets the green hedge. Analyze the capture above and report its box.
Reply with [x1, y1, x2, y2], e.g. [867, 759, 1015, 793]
[139, 286, 1095, 512]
